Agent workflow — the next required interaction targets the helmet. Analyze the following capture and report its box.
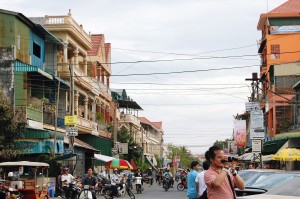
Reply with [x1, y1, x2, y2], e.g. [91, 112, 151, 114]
[113, 168, 118, 172]
[63, 167, 69, 171]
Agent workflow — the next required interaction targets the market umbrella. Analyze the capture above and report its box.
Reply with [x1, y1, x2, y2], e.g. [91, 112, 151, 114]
[106, 159, 133, 170]
[272, 148, 300, 161]
[130, 159, 137, 170]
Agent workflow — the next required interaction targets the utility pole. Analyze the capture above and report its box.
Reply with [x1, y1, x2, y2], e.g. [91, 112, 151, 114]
[53, 79, 60, 157]
[245, 72, 263, 169]
[113, 101, 118, 157]
[69, 63, 75, 150]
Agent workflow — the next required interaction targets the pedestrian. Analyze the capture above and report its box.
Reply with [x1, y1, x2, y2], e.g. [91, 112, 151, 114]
[196, 161, 210, 199]
[204, 146, 245, 199]
[186, 161, 200, 199]
[81, 168, 98, 199]
[248, 164, 253, 169]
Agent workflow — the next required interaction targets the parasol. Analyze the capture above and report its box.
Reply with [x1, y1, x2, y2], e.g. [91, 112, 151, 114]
[106, 159, 133, 170]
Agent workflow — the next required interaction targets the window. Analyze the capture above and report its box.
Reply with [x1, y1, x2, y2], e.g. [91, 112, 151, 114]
[271, 44, 280, 59]
[33, 42, 41, 58]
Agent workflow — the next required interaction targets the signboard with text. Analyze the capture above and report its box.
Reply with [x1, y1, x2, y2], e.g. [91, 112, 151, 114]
[250, 109, 265, 139]
[234, 120, 247, 147]
[252, 140, 262, 153]
[64, 116, 78, 125]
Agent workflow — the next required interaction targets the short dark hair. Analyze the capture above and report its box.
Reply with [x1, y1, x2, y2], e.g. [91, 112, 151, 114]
[87, 167, 93, 171]
[203, 161, 210, 170]
[205, 145, 222, 161]
[191, 161, 199, 169]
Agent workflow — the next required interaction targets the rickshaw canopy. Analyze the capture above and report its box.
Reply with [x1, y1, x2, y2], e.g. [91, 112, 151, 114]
[0, 161, 49, 167]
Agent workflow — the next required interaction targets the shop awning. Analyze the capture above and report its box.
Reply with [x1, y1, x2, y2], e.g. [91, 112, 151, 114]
[14, 60, 53, 80]
[144, 154, 157, 170]
[94, 154, 115, 162]
[24, 128, 64, 140]
[262, 139, 288, 155]
[275, 132, 300, 139]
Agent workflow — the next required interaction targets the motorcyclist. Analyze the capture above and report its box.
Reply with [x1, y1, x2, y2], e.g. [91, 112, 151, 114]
[81, 168, 98, 199]
[163, 169, 174, 188]
[0, 181, 9, 199]
[110, 168, 121, 198]
[147, 168, 153, 185]
[134, 168, 143, 191]
[156, 169, 163, 184]
[61, 167, 75, 199]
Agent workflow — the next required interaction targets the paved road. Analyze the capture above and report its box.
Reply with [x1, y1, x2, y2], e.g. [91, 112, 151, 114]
[127, 181, 187, 199]
[53, 181, 187, 199]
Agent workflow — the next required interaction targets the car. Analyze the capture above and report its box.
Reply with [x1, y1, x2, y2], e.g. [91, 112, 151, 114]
[236, 172, 300, 197]
[237, 169, 282, 183]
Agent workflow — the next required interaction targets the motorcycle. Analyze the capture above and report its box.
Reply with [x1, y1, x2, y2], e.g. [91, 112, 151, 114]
[134, 177, 143, 194]
[78, 185, 93, 199]
[61, 180, 80, 199]
[103, 182, 135, 199]
[177, 176, 187, 191]
[163, 176, 171, 191]
[0, 187, 22, 199]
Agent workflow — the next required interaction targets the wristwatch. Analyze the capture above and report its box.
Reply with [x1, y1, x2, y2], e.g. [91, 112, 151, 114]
[222, 168, 228, 172]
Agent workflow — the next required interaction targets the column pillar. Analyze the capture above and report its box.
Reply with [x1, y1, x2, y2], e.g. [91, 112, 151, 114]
[106, 75, 110, 88]
[74, 92, 79, 116]
[92, 100, 96, 122]
[63, 41, 69, 63]
[73, 49, 79, 66]
[97, 68, 101, 81]
[83, 56, 88, 75]
[84, 97, 88, 119]
[57, 50, 63, 63]
[102, 71, 105, 83]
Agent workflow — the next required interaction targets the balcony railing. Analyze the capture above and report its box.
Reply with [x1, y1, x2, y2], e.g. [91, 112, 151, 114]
[17, 106, 43, 123]
[120, 114, 140, 127]
[45, 15, 91, 43]
[77, 117, 111, 139]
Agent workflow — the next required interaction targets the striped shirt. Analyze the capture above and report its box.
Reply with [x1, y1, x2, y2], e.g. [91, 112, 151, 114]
[204, 167, 236, 199]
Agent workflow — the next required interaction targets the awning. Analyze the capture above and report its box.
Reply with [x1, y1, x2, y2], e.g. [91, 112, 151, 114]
[118, 100, 143, 110]
[14, 60, 53, 80]
[275, 132, 300, 139]
[63, 137, 99, 151]
[24, 128, 64, 140]
[94, 154, 115, 162]
[269, 94, 295, 103]
[262, 139, 288, 155]
[238, 152, 260, 162]
[145, 154, 157, 170]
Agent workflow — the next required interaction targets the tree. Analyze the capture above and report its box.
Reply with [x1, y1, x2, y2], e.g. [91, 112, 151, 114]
[0, 92, 26, 160]
[167, 144, 198, 169]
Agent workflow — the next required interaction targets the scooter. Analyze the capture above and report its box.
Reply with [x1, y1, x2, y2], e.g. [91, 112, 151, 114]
[134, 177, 143, 194]
[177, 176, 187, 191]
[163, 177, 171, 191]
[78, 185, 93, 199]
[103, 182, 135, 199]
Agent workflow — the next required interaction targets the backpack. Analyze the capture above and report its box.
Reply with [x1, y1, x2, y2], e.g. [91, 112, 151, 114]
[200, 189, 207, 199]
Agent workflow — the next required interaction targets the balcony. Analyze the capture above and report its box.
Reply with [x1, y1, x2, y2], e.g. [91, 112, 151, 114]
[120, 114, 140, 127]
[77, 117, 111, 139]
[18, 106, 43, 123]
[44, 15, 92, 50]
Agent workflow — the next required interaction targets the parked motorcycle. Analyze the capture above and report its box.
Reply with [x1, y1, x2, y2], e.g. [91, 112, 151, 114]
[103, 182, 135, 199]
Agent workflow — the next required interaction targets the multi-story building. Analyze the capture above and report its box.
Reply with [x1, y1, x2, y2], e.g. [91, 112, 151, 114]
[30, 10, 114, 166]
[257, 0, 300, 169]
[139, 117, 163, 156]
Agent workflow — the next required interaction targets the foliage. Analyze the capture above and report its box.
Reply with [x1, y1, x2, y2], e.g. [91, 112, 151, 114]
[213, 139, 230, 149]
[96, 112, 104, 123]
[0, 92, 26, 161]
[155, 154, 162, 168]
[117, 126, 142, 164]
[167, 144, 198, 169]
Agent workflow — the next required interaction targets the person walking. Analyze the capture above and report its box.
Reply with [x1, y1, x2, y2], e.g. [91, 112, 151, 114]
[196, 161, 210, 199]
[187, 161, 200, 199]
[81, 168, 98, 199]
[204, 146, 245, 199]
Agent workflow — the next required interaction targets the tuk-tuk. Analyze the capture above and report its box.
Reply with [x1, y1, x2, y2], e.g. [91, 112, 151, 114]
[0, 161, 50, 199]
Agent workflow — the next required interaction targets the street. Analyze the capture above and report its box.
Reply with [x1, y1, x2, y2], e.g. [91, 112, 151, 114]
[130, 181, 187, 199]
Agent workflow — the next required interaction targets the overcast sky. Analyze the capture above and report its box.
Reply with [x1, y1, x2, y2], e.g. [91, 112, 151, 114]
[2, 0, 287, 154]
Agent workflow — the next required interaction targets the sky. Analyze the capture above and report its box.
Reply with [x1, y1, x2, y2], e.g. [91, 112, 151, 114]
[1, 0, 288, 154]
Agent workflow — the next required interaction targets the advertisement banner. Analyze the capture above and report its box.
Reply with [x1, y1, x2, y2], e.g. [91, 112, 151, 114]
[228, 140, 238, 154]
[234, 120, 247, 146]
[250, 109, 265, 139]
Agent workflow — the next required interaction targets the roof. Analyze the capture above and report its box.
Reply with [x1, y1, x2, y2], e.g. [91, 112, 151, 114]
[87, 34, 104, 56]
[139, 117, 163, 132]
[0, 8, 35, 28]
[262, 139, 288, 155]
[257, 0, 300, 30]
[269, 0, 300, 13]
[63, 136, 99, 151]
[118, 100, 143, 110]
[152, 122, 163, 131]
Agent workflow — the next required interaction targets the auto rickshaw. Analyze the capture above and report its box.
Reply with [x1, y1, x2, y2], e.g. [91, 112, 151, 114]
[0, 161, 50, 199]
